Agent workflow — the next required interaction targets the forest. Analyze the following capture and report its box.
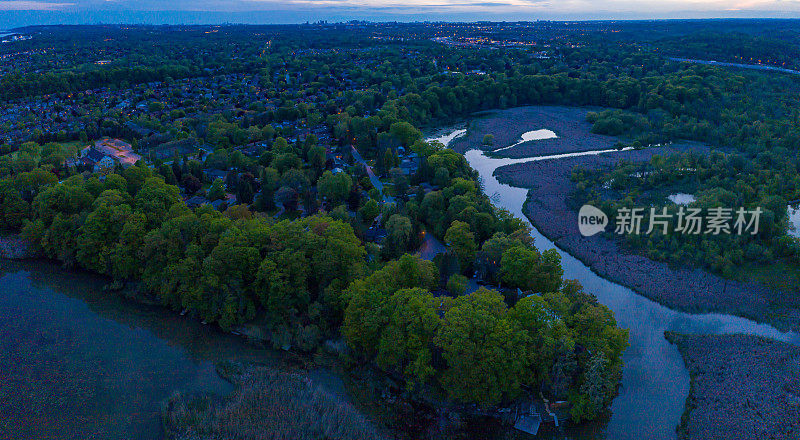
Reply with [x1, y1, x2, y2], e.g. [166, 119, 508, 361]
[0, 135, 626, 420]
[2, 21, 800, 429]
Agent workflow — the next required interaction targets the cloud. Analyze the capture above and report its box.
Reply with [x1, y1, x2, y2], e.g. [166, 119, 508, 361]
[250, 0, 542, 6]
[564, 0, 800, 13]
[2, 0, 800, 22]
[237, 0, 549, 13]
[0, 1, 73, 10]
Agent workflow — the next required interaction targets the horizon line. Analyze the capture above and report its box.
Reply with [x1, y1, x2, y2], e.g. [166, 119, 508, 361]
[7, 16, 800, 28]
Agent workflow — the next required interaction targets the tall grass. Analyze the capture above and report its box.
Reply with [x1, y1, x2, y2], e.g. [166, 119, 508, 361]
[163, 363, 384, 440]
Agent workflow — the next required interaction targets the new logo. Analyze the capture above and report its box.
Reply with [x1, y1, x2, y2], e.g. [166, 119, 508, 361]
[578, 205, 608, 237]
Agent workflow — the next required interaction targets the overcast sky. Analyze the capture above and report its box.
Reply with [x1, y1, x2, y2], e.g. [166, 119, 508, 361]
[2, 0, 800, 27]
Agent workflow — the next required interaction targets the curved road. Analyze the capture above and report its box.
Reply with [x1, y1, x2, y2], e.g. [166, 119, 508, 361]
[351, 146, 394, 204]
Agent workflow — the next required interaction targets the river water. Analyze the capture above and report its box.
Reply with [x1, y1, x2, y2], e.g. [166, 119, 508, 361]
[2, 128, 796, 439]
[789, 204, 800, 238]
[426, 127, 466, 145]
[428, 131, 800, 440]
[0, 261, 286, 440]
[493, 129, 558, 153]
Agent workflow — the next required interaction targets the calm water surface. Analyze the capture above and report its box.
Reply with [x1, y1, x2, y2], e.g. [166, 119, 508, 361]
[493, 128, 558, 152]
[3, 129, 797, 440]
[789, 204, 800, 238]
[0, 261, 283, 440]
[427, 130, 800, 440]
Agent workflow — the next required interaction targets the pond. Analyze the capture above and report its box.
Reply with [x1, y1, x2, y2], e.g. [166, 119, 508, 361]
[667, 193, 696, 205]
[425, 127, 466, 146]
[493, 129, 558, 152]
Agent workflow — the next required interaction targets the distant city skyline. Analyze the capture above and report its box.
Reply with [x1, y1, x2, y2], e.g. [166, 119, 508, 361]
[2, 0, 800, 28]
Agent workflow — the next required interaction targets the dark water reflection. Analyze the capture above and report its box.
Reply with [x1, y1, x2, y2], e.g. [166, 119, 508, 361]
[0, 260, 283, 440]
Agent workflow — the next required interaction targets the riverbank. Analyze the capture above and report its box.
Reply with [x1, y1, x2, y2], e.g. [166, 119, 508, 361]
[0, 262, 237, 439]
[665, 333, 800, 440]
[0, 261, 388, 440]
[446, 112, 800, 440]
[0, 233, 36, 259]
[495, 145, 799, 331]
[1, 259, 526, 439]
[455, 105, 800, 331]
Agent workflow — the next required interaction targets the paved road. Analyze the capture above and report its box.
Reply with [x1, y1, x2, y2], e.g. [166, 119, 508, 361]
[416, 233, 446, 260]
[273, 203, 285, 218]
[670, 57, 800, 75]
[351, 146, 394, 203]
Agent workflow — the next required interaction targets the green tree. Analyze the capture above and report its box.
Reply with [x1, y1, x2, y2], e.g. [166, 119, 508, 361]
[342, 255, 438, 356]
[317, 171, 353, 206]
[389, 122, 422, 147]
[76, 201, 132, 274]
[446, 274, 468, 295]
[307, 144, 326, 176]
[280, 169, 310, 195]
[255, 167, 279, 211]
[573, 353, 613, 422]
[134, 177, 182, 228]
[256, 249, 310, 334]
[390, 167, 409, 196]
[384, 214, 413, 258]
[359, 199, 379, 225]
[207, 178, 226, 201]
[444, 220, 477, 272]
[434, 288, 531, 406]
[500, 246, 563, 293]
[376, 288, 441, 389]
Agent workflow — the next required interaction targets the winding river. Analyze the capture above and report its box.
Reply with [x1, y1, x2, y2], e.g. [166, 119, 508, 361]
[430, 130, 800, 440]
[2, 127, 797, 439]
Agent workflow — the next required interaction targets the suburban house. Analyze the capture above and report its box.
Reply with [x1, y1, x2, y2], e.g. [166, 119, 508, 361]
[93, 138, 141, 167]
[76, 138, 142, 173]
[82, 149, 115, 172]
[399, 152, 421, 175]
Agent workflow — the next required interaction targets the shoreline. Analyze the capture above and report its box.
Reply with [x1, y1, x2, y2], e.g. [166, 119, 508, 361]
[0, 220, 558, 437]
[0, 233, 37, 260]
[446, 104, 799, 331]
[0, 260, 434, 439]
[499, 152, 799, 332]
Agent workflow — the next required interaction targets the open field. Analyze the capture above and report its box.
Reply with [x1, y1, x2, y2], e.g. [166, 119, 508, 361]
[665, 333, 800, 440]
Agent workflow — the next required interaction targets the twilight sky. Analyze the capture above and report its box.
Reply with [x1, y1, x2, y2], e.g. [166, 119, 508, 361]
[2, 0, 800, 27]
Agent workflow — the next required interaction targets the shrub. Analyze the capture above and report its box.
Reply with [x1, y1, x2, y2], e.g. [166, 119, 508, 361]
[163, 363, 384, 440]
[446, 274, 468, 295]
